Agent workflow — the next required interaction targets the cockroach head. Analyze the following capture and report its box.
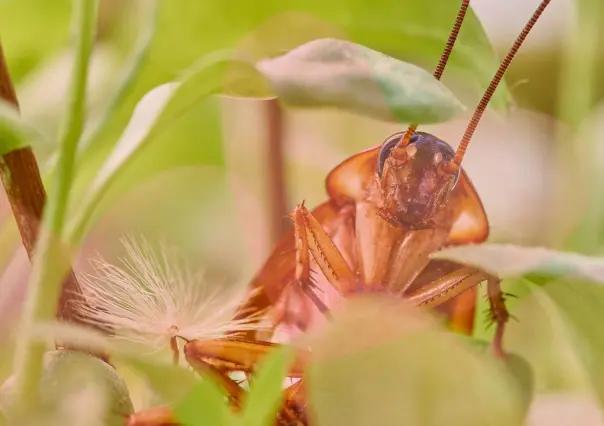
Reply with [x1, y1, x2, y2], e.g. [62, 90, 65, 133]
[376, 131, 460, 228]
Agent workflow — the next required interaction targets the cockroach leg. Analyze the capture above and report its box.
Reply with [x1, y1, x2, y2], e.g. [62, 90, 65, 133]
[184, 338, 308, 379]
[280, 380, 308, 424]
[275, 202, 356, 326]
[294, 202, 356, 294]
[406, 269, 511, 357]
[184, 343, 246, 408]
[184, 338, 309, 420]
[273, 204, 324, 331]
[486, 276, 509, 359]
[404, 267, 489, 309]
[126, 405, 178, 426]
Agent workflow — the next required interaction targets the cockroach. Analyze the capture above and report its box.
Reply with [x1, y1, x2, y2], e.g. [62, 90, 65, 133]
[127, 0, 553, 424]
[232, 0, 552, 347]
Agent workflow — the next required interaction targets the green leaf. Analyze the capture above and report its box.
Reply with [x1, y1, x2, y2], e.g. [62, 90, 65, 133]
[124, 357, 200, 405]
[73, 0, 160, 159]
[240, 346, 295, 426]
[505, 280, 604, 409]
[431, 243, 604, 284]
[0, 100, 40, 156]
[453, 335, 535, 416]
[174, 377, 234, 426]
[306, 296, 527, 426]
[256, 38, 465, 123]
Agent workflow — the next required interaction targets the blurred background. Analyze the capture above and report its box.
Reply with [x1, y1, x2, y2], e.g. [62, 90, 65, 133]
[0, 0, 603, 424]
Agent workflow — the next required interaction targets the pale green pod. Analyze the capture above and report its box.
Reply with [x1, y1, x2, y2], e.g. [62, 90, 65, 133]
[1, 350, 133, 426]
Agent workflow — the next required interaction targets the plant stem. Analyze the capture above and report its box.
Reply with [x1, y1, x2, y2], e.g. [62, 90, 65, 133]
[0, 42, 87, 325]
[76, 0, 159, 158]
[265, 99, 289, 246]
[12, 0, 99, 405]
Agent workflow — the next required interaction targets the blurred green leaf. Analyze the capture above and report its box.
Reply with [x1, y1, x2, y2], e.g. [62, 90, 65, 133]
[432, 244, 604, 283]
[306, 297, 526, 426]
[67, 51, 243, 243]
[155, 0, 509, 109]
[0, 100, 41, 156]
[74, 0, 160, 159]
[174, 376, 234, 426]
[506, 280, 604, 409]
[0, 0, 71, 81]
[504, 353, 535, 415]
[257, 38, 465, 123]
[240, 346, 294, 426]
[124, 357, 200, 405]
[453, 335, 535, 416]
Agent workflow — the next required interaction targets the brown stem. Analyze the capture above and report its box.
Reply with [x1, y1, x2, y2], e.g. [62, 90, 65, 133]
[265, 99, 289, 246]
[0, 37, 93, 347]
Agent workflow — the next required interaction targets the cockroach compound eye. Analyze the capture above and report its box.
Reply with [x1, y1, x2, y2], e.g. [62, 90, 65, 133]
[376, 132, 419, 177]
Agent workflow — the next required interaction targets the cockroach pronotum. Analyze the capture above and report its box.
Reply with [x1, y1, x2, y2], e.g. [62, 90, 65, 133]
[128, 0, 552, 425]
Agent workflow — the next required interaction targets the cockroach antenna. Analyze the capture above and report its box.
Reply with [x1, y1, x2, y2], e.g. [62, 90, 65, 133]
[394, 0, 470, 153]
[452, 0, 552, 167]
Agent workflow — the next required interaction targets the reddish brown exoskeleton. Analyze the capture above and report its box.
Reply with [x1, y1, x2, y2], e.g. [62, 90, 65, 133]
[127, 1, 552, 425]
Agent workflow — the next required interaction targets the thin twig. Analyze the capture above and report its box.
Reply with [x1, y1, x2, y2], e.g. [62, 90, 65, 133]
[265, 99, 289, 245]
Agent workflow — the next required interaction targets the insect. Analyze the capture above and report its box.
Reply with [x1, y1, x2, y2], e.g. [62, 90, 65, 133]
[230, 0, 551, 345]
[127, 0, 552, 424]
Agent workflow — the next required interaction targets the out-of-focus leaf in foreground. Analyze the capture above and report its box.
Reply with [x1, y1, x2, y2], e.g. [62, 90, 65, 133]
[455, 335, 535, 416]
[432, 243, 604, 284]
[303, 296, 527, 426]
[256, 38, 466, 123]
[505, 280, 604, 412]
[174, 375, 233, 426]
